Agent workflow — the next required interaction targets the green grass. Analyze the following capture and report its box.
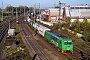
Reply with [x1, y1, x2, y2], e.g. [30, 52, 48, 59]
[15, 24, 19, 32]
[4, 16, 11, 20]
[15, 33, 20, 38]
[18, 34, 31, 60]
[24, 48, 31, 60]
[19, 38, 25, 48]
[8, 48, 17, 55]
[0, 16, 11, 22]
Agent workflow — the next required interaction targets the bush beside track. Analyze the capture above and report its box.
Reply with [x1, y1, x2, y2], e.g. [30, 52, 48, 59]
[15, 24, 31, 60]
[4, 24, 31, 60]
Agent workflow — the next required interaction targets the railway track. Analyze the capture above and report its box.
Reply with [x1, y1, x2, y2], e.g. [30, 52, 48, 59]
[18, 18, 90, 60]
[19, 19, 48, 60]
[0, 19, 16, 42]
[0, 18, 17, 60]
[0, 20, 8, 41]
[19, 21, 70, 60]
[27, 22, 90, 60]
[64, 46, 90, 60]
[57, 31, 90, 60]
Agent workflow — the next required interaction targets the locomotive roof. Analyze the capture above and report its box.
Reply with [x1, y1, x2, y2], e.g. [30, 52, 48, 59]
[47, 31, 67, 39]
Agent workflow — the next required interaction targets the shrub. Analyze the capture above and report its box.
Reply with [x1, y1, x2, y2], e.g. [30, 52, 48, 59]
[83, 32, 90, 42]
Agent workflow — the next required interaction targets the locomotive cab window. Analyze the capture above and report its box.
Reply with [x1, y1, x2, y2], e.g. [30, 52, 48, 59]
[64, 41, 72, 45]
[68, 42, 72, 44]
[64, 41, 68, 45]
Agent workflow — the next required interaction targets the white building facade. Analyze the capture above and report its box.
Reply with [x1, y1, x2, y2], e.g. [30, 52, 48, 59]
[48, 8, 63, 22]
[64, 4, 90, 22]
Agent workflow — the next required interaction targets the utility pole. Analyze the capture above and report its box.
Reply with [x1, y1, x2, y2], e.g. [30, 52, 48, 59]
[35, 3, 40, 15]
[2, 1, 3, 21]
[58, 1, 65, 30]
[34, 3, 40, 22]
[20, 8, 21, 15]
[8, 4, 11, 29]
[39, 3, 40, 20]
[39, 3, 40, 15]
[29, 7, 30, 13]
[34, 4, 36, 23]
[12, 6, 13, 18]
[16, 7, 18, 22]
[24, 6, 25, 17]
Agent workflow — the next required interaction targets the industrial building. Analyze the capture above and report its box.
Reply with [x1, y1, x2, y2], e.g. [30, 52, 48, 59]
[40, 8, 63, 22]
[64, 4, 90, 22]
[48, 8, 63, 22]
[40, 4, 90, 22]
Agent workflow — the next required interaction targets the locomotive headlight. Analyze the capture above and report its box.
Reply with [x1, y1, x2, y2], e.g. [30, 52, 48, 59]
[16, 20, 18, 23]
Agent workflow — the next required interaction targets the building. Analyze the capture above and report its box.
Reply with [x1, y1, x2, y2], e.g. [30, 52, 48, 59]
[64, 4, 90, 22]
[40, 8, 64, 22]
[48, 8, 63, 22]
[40, 9, 48, 20]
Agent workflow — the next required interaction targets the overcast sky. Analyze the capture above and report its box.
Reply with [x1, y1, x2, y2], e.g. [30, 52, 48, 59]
[0, 0, 90, 8]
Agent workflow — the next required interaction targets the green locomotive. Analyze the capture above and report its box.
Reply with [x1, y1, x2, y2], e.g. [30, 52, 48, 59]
[29, 20, 35, 27]
[44, 30, 73, 54]
[29, 21, 73, 54]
